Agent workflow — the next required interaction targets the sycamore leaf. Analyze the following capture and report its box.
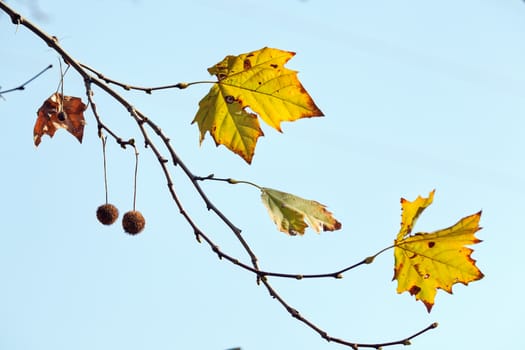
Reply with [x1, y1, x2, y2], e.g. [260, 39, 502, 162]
[192, 47, 323, 163]
[192, 85, 263, 162]
[34, 93, 86, 146]
[393, 190, 484, 312]
[261, 187, 341, 235]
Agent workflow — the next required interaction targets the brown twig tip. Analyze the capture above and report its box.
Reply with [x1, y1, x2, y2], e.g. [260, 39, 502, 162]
[288, 307, 300, 318]
[212, 245, 223, 259]
[431, 322, 439, 328]
[193, 229, 202, 243]
[10, 12, 21, 24]
[117, 138, 126, 148]
[194, 173, 214, 181]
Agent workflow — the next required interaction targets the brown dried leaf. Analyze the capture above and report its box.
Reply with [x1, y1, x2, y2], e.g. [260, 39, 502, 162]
[34, 93, 86, 146]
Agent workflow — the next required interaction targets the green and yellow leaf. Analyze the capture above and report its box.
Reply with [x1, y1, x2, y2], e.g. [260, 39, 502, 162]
[193, 47, 323, 163]
[393, 191, 484, 312]
[261, 187, 341, 235]
[193, 84, 263, 162]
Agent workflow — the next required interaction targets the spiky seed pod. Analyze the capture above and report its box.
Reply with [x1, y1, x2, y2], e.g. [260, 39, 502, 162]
[96, 203, 119, 225]
[122, 210, 145, 235]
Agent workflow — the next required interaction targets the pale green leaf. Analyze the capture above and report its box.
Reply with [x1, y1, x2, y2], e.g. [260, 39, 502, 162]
[261, 187, 341, 235]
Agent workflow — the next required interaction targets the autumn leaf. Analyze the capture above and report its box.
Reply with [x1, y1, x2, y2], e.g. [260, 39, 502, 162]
[261, 187, 341, 235]
[192, 47, 324, 163]
[34, 92, 86, 146]
[393, 190, 484, 312]
[193, 85, 263, 162]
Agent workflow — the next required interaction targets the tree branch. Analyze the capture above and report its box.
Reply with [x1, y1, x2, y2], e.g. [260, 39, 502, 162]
[0, 1, 437, 348]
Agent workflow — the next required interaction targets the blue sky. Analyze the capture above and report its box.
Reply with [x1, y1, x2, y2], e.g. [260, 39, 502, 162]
[1, 1, 524, 349]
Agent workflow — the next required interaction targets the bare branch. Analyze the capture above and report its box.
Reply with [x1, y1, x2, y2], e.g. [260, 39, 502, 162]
[0, 64, 52, 95]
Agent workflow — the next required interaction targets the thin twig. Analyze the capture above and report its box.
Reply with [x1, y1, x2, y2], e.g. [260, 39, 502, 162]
[0, 64, 52, 94]
[138, 112, 262, 271]
[80, 62, 215, 93]
[84, 80, 134, 149]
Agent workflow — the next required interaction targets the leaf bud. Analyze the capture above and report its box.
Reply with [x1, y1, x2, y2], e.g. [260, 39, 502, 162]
[364, 256, 375, 264]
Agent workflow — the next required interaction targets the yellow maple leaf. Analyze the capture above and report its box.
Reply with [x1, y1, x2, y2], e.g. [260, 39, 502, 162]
[193, 85, 263, 162]
[192, 47, 323, 163]
[260, 187, 341, 235]
[393, 190, 484, 312]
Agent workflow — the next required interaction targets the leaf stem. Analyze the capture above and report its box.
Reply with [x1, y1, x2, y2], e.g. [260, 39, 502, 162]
[101, 135, 109, 204]
[228, 178, 262, 189]
[194, 175, 262, 190]
[131, 143, 139, 211]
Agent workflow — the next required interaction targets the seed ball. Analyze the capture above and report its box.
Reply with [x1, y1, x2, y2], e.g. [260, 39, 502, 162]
[96, 203, 119, 225]
[122, 210, 145, 235]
